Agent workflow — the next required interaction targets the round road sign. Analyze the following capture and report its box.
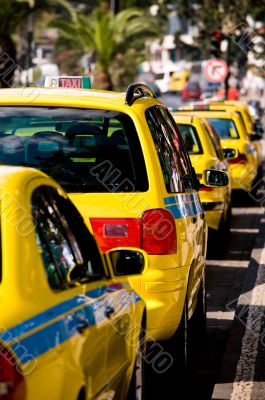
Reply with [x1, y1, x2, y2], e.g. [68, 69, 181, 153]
[204, 59, 229, 83]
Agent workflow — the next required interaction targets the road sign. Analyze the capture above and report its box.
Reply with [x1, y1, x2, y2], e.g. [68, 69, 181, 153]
[204, 59, 228, 83]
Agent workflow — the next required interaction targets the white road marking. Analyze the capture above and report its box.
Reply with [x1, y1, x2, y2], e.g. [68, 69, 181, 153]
[230, 228, 259, 233]
[230, 247, 265, 399]
[207, 311, 235, 320]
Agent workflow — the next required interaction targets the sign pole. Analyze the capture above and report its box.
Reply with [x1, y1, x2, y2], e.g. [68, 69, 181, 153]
[224, 38, 231, 100]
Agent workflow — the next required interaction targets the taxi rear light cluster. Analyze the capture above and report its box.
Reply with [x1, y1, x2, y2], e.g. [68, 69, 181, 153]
[199, 185, 215, 192]
[0, 346, 26, 400]
[90, 209, 177, 255]
[90, 218, 141, 252]
[227, 153, 247, 164]
[142, 209, 176, 254]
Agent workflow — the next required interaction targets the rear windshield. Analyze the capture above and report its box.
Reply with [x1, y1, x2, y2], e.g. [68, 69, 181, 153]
[0, 107, 148, 192]
[207, 118, 239, 139]
[176, 124, 203, 154]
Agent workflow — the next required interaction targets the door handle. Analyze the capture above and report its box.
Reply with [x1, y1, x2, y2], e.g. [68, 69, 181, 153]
[76, 321, 89, 334]
[192, 216, 197, 224]
[104, 305, 115, 319]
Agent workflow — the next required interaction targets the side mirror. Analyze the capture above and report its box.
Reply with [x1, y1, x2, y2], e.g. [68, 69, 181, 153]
[254, 122, 264, 138]
[106, 247, 148, 276]
[250, 132, 263, 141]
[201, 169, 229, 187]
[223, 148, 239, 160]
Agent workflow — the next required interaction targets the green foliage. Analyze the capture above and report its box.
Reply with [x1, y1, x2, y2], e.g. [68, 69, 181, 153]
[52, 6, 161, 88]
[0, 0, 74, 35]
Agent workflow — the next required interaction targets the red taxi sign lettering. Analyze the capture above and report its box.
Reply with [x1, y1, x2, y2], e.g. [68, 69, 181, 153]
[44, 76, 91, 89]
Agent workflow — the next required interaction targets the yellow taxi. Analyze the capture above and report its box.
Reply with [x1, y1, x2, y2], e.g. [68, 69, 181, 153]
[213, 100, 264, 171]
[200, 100, 263, 170]
[173, 114, 232, 234]
[0, 79, 228, 367]
[168, 70, 190, 92]
[177, 108, 258, 192]
[0, 166, 148, 400]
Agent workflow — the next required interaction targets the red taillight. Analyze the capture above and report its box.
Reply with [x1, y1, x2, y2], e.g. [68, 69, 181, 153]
[90, 218, 141, 252]
[0, 346, 26, 400]
[199, 186, 215, 191]
[228, 153, 247, 164]
[142, 209, 176, 255]
[91, 209, 177, 255]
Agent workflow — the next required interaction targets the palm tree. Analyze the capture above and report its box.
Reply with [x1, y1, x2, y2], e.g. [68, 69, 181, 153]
[53, 6, 161, 89]
[0, 0, 74, 87]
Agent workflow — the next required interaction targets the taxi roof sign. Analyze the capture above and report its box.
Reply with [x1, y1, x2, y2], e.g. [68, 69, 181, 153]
[44, 76, 91, 89]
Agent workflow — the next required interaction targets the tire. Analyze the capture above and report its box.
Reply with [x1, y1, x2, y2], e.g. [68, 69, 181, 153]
[168, 275, 206, 373]
[126, 325, 145, 400]
[189, 274, 207, 339]
[188, 275, 207, 374]
[163, 299, 189, 376]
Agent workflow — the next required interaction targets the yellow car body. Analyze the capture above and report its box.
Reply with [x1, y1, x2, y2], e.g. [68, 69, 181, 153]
[0, 166, 146, 400]
[177, 110, 258, 191]
[173, 114, 231, 232]
[0, 86, 209, 343]
[208, 101, 263, 168]
[168, 70, 190, 92]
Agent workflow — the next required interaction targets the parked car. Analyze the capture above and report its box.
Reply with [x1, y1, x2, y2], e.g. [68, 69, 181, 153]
[174, 114, 232, 235]
[0, 166, 147, 400]
[0, 80, 228, 371]
[182, 81, 201, 101]
[178, 108, 258, 192]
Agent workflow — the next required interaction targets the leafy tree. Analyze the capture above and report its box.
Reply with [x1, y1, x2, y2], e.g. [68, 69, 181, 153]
[0, 0, 74, 87]
[53, 6, 161, 89]
[171, 0, 265, 66]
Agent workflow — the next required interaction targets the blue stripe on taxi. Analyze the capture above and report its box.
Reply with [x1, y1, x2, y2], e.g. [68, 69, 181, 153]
[164, 193, 203, 218]
[0, 283, 141, 364]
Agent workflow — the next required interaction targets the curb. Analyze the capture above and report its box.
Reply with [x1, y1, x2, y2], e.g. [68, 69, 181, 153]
[212, 197, 265, 399]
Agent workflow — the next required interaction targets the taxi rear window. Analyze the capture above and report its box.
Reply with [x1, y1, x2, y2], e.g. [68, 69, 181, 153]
[207, 118, 239, 139]
[0, 107, 148, 193]
[176, 124, 203, 154]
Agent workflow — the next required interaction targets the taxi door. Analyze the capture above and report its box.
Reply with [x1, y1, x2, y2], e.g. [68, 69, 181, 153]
[103, 281, 138, 395]
[29, 182, 111, 400]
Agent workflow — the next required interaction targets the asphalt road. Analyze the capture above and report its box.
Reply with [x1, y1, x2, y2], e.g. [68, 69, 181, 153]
[146, 192, 263, 399]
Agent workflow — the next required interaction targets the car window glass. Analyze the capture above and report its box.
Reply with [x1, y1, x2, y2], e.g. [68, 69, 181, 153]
[157, 107, 194, 191]
[177, 124, 203, 155]
[32, 186, 104, 291]
[146, 107, 183, 193]
[200, 120, 224, 160]
[207, 118, 240, 139]
[0, 107, 148, 193]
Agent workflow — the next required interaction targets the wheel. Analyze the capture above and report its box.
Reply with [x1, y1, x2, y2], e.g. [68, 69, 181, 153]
[189, 274, 207, 338]
[162, 299, 189, 378]
[126, 325, 145, 400]
[174, 299, 189, 370]
[188, 274, 207, 372]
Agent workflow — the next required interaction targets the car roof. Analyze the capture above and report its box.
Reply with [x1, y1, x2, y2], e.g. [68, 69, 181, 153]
[176, 110, 237, 119]
[173, 115, 193, 124]
[0, 87, 164, 109]
[0, 165, 56, 189]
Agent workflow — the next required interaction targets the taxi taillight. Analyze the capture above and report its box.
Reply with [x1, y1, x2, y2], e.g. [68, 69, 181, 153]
[91, 209, 177, 255]
[199, 186, 215, 191]
[0, 346, 26, 400]
[142, 209, 177, 254]
[90, 218, 141, 252]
